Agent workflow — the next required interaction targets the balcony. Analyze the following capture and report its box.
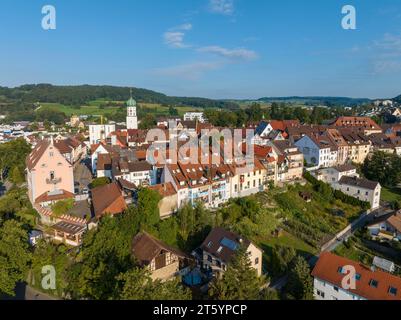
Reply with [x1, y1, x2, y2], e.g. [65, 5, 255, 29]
[46, 177, 62, 185]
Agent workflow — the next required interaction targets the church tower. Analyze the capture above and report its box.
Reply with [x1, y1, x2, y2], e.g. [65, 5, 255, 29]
[126, 89, 138, 130]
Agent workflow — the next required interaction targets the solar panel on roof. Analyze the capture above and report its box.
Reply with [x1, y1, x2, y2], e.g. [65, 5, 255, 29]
[220, 237, 239, 251]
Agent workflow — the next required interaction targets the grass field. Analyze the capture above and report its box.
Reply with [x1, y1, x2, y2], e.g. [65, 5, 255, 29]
[381, 187, 401, 203]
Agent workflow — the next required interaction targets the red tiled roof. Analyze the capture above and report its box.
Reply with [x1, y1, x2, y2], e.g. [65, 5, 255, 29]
[149, 182, 177, 197]
[91, 182, 127, 218]
[312, 252, 401, 300]
[35, 189, 75, 204]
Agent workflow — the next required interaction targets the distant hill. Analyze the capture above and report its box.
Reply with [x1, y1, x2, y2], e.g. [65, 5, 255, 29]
[393, 95, 401, 103]
[0, 84, 239, 110]
[257, 96, 371, 107]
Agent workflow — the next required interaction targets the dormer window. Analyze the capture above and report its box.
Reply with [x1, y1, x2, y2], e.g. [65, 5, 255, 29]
[369, 279, 379, 288]
[388, 287, 398, 296]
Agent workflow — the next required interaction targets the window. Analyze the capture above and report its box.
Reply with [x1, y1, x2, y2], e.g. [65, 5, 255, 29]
[388, 287, 398, 296]
[207, 241, 213, 248]
[337, 267, 344, 274]
[366, 191, 369, 196]
[207, 255, 212, 263]
[49, 152, 54, 157]
[217, 246, 223, 254]
[369, 279, 379, 288]
[253, 180, 256, 188]
[255, 257, 259, 265]
[355, 273, 361, 281]
[50, 171, 55, 180]
[333, 286, 339, 292]
[316, 290, 325, 298]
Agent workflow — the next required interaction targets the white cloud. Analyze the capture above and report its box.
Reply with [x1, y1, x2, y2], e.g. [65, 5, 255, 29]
[209, 0, 234, 15]
[374, 32, 401, 56]
[371, 31, 401, 74]
[197, 46, 258, 60]
[154, 61, 223, 80]
[163, 24, 193, 48]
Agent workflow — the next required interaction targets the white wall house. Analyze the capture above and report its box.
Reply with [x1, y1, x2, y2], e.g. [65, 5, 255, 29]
[183, 112, 206, 123]
[89, 124, 116, 145]
[312, 252, 401, 301]
[295, 135, 337, 168]
[368, 212, 401, 241]
[312, 164, 359, 184]
[336, 176, 381, 209]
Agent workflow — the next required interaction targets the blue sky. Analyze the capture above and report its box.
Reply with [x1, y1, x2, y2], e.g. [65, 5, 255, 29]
[1, 0, 401, 99]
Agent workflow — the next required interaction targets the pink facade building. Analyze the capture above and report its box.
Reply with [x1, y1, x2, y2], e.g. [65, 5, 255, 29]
[26, 138, 75, 205]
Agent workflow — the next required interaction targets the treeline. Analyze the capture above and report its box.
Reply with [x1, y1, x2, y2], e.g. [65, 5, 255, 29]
[0, 84, 239, 109]
[205, 102, 354, 127]
[258, 96, 371, 107]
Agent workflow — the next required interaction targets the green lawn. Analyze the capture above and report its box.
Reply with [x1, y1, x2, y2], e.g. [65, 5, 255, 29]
[381, 187, 401, 203]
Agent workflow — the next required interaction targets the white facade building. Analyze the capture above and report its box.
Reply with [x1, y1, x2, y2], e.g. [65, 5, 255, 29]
[183, 112, 205, 123]
[295, 135, 337, 168]
[89, 124, 116, 145]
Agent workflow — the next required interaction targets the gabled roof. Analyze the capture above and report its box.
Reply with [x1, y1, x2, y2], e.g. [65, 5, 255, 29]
[312, 252, 401, 300]
[26, 140, 51, 170]
[387, 212, 401, 233]
[149, 182, 177, 197]
[91, 182, 127, 218]
[333, 164, 356, 173]
[132, 232, 187, 267]
[35, 189, 75, 204]
[339, 176, 380, 190]
[200, 227, 252, 264]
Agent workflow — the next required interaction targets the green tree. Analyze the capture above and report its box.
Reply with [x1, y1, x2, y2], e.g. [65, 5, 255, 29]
[51, 199, 74, 217]
[90, 177, 111, 189]
[362, 151, 401, 187]
[0, 220, 32, 296]
[137, 188, 161, 227]
[209, 247, 264, 300]
[271, 245, 296, 276]
[118, 267, 191, 300]
[9, 166, 25, 184]
[284, 255, 314, 300]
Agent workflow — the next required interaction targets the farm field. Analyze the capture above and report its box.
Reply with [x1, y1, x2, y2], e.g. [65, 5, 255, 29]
[37, 101, 203, 118]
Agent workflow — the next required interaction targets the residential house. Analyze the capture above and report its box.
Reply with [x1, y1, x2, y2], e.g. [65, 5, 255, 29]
[312, 252, 401, 300]
[199, 228, 263, 277]
[312, 164, 359, 184]
[368, 211, 401, 241]
[132, 232, 189, 281]
[91, 182, 128, 218]
[149, 183, 178, 219]
[270, 140, 304, 183]
[336, 176, 381, 209]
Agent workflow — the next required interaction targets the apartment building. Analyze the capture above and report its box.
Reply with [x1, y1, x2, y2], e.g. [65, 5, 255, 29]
[89, 123, 116, 145]
[331, 117, 383, 136]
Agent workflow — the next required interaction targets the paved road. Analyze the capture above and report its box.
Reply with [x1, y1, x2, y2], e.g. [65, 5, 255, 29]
[1, 283, 58, 301]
